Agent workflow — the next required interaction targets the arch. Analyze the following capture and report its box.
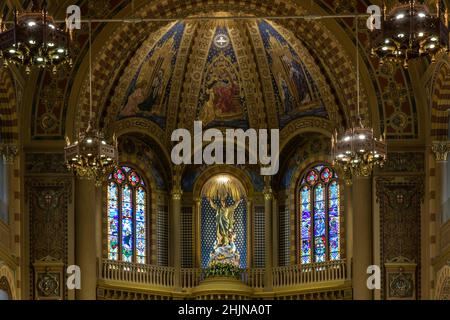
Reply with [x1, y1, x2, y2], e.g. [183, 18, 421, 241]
[294, 163, 343, 264]
[104, 166, 150, 264]
[435, 264, 450, 300]
[68, 0, 371, 141]
[284, 156, 345, 265]
[0, 68, 18, 144]
[431, 61, 450, 141]
[0, 262, 16, 300]
[279, 117, 333, 156]
[198, 173, 249, 269]
[192, 165, 255, 200]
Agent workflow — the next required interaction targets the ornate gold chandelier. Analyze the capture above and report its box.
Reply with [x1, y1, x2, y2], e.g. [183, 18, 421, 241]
[64, 123, 118, 181]
[0, 0, 72, 74]
[333, 20, 387, 178]
[64, 22, 118, 183]
[332, 123, 387, 177]
[370, 0, 449, 67]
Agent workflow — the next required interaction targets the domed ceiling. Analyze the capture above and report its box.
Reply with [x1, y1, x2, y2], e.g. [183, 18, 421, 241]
[104, 17, 337, 132]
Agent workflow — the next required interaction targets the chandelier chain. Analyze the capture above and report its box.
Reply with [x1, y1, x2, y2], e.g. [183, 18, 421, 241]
[89, 20, 93, 123]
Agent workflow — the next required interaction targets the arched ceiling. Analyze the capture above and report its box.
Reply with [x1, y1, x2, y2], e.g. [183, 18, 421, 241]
[102, 17, 339, 134]
[72, 0, 369, 144]
[2, 0, 447, 146]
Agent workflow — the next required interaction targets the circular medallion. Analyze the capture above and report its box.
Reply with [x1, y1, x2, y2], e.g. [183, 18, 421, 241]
[214, 34, 230, 48]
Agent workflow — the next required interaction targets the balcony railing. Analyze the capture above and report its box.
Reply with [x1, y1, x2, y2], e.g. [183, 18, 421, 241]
[101, 259, 347, 289]
[101, 260, 175, 287]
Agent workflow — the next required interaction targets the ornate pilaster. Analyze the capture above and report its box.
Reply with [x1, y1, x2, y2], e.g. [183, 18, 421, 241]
[352, 176, 373, 300]
[75, 178, 97, 300]
[0, 144, 18, 164]
[432, 141, 449, 231]
[263, 176, 273, 291]
[171, 166, 183, 291]
[432, 141, 450, 162]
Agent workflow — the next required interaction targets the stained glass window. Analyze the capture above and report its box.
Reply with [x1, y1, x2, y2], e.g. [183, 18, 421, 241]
[298, 164, 341, 264]
[106, 166, 147, 264]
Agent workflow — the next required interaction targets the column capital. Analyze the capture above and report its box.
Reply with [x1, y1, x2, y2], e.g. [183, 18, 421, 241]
[171, 188, 183, 200]
[0, 143, 18, 165]
[263, 187, 274, 200]
[432, 141, 450, 162]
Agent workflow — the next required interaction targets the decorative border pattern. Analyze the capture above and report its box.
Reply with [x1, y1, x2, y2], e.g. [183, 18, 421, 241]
[0, 68, 18, 143]
[431, 60, 450, 140]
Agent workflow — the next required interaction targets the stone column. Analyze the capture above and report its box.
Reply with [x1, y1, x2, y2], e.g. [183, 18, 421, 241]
[432, 142, 450, 223]
[352, 176, 373, 300]
[344, 182, 353, 280]
[272, 197, 279, 268]
[264, 177, 273, 291]
[75, 178, 97, 300]
[171, 186, 182, 290]
[432, 141, 450, 250]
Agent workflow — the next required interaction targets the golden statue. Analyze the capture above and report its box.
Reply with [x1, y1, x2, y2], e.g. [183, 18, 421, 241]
[202, 175, 246, 266]
[209, 198, 242, 247]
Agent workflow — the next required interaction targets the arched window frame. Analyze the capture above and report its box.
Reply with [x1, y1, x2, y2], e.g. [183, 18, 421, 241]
[105, 166, 149, 264]
[297, 164, 343, 264]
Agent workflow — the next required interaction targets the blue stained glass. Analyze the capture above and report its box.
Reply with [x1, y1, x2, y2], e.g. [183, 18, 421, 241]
[314, 218, 326, 236]
[329, 217, 339, 235]
[107, 183, 119, 260]
[328, 181, 340, 260]
[135, 187, 146, 264]
[299, 166, 341, 264]
[107, 168, 147, 264]
[137, 187, 145, 204]
[300, 186, 311, 263]
[136, 238, 146, 259]
[301, 220, 310, 238]
[122, 219, 133, 262]
[314, 236, 326, 262]
[314, 165, 324, 172]
[301, 209, 310, 221]
[301, 239, 311, 264]
[315, 184, 324, 201]
[122, 184, 133, 262]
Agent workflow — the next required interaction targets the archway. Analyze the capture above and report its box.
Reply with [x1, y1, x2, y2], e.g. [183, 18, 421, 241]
[435, 265, 450, 300]
[431, 62, 450, 141]
[199, 174, 248, 269]
[0, 263, 16, 300]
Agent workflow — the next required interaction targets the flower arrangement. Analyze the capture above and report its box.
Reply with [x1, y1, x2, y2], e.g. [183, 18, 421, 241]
[204, 262, 242, 279]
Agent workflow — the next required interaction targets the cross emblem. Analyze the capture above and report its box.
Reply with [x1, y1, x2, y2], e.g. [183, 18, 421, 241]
[214, 34, 229, 48]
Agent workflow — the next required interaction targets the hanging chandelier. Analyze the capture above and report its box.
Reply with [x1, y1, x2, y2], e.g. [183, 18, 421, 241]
[64, 122, 118, 181]
[332, 123, 387, 177]
[370, 0, 449, 67]
[333, 20, 387, 178]
[0, 0, 72, 74]
[64, 21, 118, 183]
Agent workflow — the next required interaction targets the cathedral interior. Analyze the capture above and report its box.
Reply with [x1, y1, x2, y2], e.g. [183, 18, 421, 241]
[1, 0, 450, 301]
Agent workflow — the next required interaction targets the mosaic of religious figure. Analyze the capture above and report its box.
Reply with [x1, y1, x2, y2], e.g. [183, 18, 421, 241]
[258, 20, 328, 127]
[199, 54, 244, 126]
[268, 35, 313, 112]
[119, 22, 185, 128]
[121, 38, 175, 117]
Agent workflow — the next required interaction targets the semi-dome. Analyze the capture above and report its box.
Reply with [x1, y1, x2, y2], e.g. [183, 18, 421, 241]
[103, 17, 337, 132]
